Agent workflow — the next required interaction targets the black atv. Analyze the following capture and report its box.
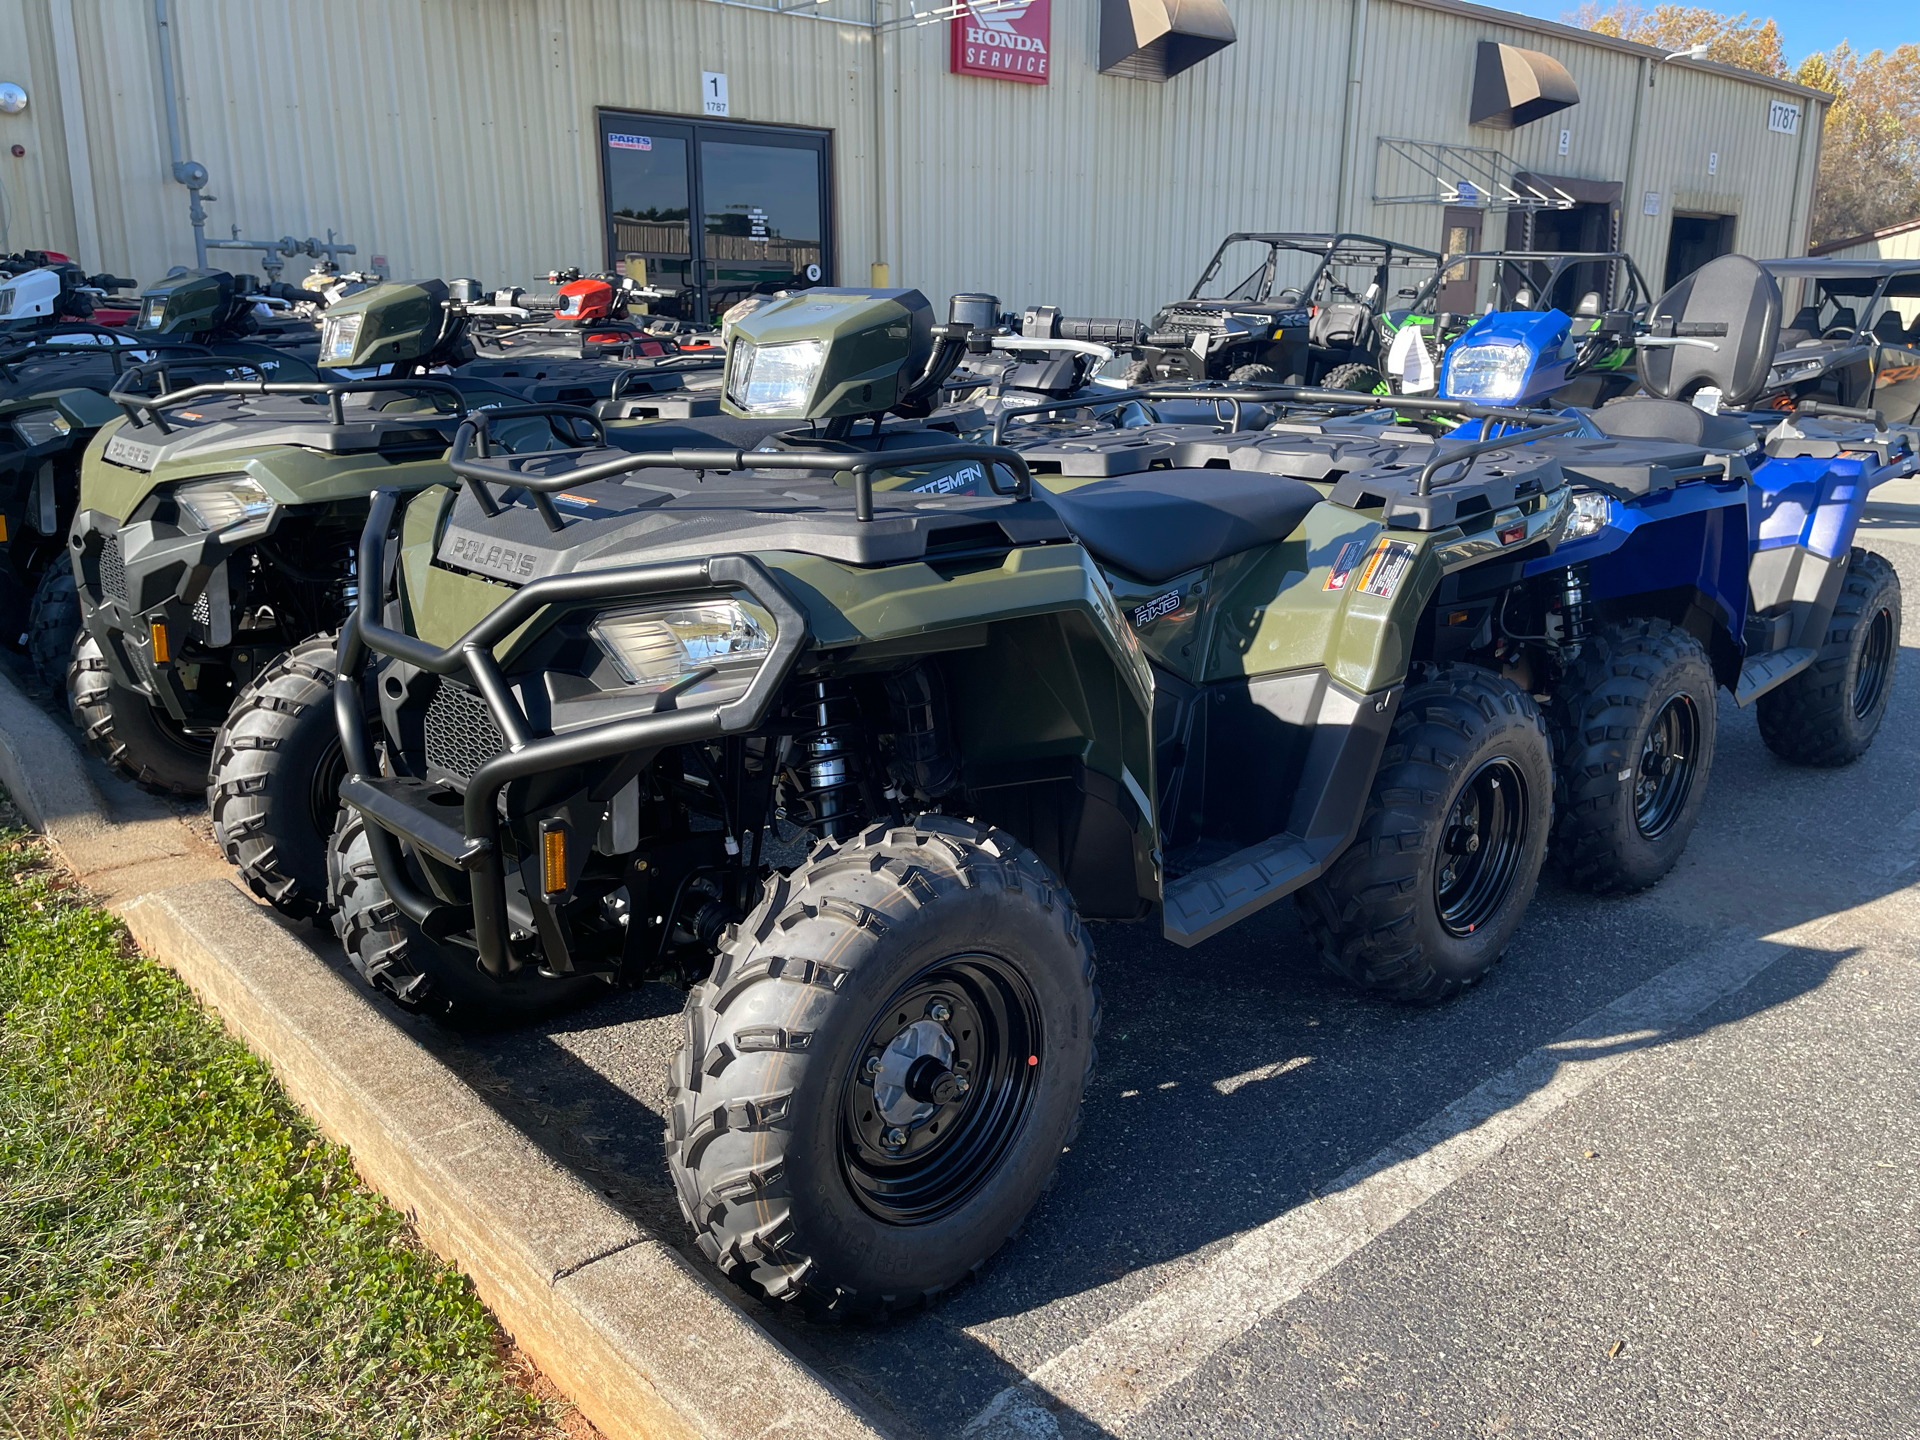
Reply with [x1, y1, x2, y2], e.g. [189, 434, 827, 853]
[1126, 232, 1441, 390]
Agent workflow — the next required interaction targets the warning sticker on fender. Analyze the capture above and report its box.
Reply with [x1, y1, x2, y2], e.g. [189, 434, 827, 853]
[1356, 539, 1416, 599]
[1324, 539, 1368, 591]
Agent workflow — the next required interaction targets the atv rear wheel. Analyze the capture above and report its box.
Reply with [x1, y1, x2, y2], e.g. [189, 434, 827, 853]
[26, 553, 81, 687]
[67, 630, 213, 797]
[1297, 664, 1551, 1004]
[1321, 362, 1388, 395]
[327, 807, 610, 1026]
[1227, 363, 1282, 385]
[1549, 618, 1716, 893]
[668, 815, 1098, 1315]
[1757, 548, 1901, 767]
[209, 633, 346, 921]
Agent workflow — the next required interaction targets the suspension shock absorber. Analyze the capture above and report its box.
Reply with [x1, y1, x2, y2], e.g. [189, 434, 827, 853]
[1561, 562, 1593, 658]
[790, 679, 864, 839]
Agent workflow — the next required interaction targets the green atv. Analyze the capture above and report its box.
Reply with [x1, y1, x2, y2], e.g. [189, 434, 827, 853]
[3, 265, 316, 681]
[63, 279, 626, 825]
[286, 287, 1586, 1309]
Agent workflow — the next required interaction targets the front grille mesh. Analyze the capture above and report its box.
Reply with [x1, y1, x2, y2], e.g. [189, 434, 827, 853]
[98, 533, 128, 604]
[1162, 306, 1227, 334]
[424, 681, 505, 781]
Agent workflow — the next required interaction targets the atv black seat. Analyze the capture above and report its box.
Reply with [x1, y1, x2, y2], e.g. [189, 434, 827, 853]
[1824, 307, 1856, 335]
[1873, 310, 1909, 342]
[1640, 254, 1781, 408]
[1590, 396, 1757, 452]
[1037, 469, 1321, 584]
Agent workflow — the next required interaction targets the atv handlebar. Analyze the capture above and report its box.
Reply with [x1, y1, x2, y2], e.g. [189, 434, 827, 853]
[449, 407, 1035, 530]
[111, 376, 471, 435]
[1794, 399, 1886, 429]
[336, 486, 811, 978]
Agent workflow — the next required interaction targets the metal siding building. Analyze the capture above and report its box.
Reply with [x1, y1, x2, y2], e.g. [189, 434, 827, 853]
[0, 0, 1826, 318]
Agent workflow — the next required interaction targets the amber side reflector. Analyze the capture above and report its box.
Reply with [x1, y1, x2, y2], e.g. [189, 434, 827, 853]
[541, 822, 567, 896]
[0, 514, 8, 542]
[150, 621, 171, 663]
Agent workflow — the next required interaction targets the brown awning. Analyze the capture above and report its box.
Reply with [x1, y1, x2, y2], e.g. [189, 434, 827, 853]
[1099, 0, 1236, 82]
[1470, 41, 1579, 130]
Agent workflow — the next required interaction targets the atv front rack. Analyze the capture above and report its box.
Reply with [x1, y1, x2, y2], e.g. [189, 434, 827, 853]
[987, 381, 1578, 449]
[448, 407, 1037, 529]
[110, 376, 473, 435]
[335, 485, 810, 978]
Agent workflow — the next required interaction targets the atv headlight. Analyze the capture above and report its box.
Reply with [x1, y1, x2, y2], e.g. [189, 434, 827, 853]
[592, 601, 772, 687]
[1446, 343, 1532, 403]
[319, 312, 365, 365]
[175, 476, 275, 533]
[726, 339, 825, 413]
[9, 408, 73, 447]
[1564, 491, 1616, 541]
[1768, 357, 1827, 386]
[137, 296, 169, 332]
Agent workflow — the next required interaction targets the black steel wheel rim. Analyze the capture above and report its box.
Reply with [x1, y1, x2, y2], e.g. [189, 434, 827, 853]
[1634, 693, 1700, 840]
[841, 953, 1043, 1226]
[306, 736, 347, 836]
[1435, 757, 1529, 938]
[1853, 605, 1895, 719]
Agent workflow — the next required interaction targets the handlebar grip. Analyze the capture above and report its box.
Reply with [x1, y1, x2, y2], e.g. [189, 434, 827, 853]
[1056, 316, 1145, 345]
[1795, 399, 1885, 427]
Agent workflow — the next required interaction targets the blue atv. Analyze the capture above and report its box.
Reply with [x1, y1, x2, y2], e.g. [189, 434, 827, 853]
[1442, 254, 1908, 770]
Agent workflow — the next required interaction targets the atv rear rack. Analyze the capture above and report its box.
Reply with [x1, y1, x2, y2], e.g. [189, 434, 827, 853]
[110, 376, 473, 435]
[448, 406, 1037, 529]
[335, 486, 810, 978]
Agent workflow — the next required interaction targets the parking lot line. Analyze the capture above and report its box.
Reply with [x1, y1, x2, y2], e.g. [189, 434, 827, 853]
[962, 894, 1895, 1439]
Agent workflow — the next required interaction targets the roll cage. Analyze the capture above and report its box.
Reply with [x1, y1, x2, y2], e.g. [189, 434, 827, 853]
[1185, 233, 1442, 307]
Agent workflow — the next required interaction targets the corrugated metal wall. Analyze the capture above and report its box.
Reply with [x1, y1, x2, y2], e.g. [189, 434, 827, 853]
[0, 0, 1825, 317]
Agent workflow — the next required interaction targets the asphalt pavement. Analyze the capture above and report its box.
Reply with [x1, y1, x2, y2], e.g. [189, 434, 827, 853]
[367, 529, 1920, 1440]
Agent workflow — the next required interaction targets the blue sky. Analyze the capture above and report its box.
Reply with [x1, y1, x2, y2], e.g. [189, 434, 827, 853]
[1493, 0, 1915, 66]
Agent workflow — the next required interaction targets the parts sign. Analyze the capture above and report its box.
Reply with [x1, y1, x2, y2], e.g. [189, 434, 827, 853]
[951, 0, 1050, 84]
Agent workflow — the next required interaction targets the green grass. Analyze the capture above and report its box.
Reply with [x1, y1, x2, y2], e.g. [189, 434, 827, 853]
[0, 821, 562, 1438]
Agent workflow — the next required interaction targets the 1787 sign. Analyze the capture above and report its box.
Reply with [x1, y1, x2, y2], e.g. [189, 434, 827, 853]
[951, 0, 1050, 84]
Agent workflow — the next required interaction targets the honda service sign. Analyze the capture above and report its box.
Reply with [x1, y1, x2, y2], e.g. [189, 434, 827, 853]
[951, 0, 1050, 84]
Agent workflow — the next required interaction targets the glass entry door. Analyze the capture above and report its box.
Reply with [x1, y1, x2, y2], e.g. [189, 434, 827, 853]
[599, 111, 831, 323]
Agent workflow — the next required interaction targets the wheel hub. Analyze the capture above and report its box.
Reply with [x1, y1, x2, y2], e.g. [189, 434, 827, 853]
[840, 956, 1043, 1226]
[1633, 694, 1699, 840]
[1435, 759, 1528, 938]
[871, 1018, 957, 1130]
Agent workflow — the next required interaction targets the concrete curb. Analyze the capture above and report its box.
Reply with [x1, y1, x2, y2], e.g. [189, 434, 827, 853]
[0, 668, 887, 1440]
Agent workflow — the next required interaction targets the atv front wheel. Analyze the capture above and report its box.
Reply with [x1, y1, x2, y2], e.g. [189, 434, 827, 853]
[668, 815, 1098, 1315]
[1298, 664, 1551, 1004]
[327, 807, 610, 1026]
[1757, 548, 1901, 766]
[1549, 618, 1716, 893]
[1227, 363, 1282, 385]
[26, 553, 81, 687]
[1321, 362, 1388, 395]
[68, 631, 213, 797]
[209, 633, 346, 920]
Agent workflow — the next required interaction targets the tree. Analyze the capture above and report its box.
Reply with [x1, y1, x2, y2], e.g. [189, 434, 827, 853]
[1794, 43, 1920, 247]
[1566, 3, 1787, 77]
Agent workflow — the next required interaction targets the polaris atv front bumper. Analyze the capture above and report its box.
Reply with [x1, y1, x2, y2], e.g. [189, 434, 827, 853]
[70, 494, 292, 718]
[335, 487, 810, 979]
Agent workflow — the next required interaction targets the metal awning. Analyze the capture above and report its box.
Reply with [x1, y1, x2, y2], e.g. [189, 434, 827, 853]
[1470, 41, 1580, 130]
[1372, 137, 1578, 210]
[1099, 0, 1236, 82]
